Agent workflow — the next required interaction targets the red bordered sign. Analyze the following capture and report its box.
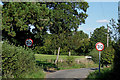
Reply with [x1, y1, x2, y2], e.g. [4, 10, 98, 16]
[25, 38, 33, 47]
[95, 42, 104, 51]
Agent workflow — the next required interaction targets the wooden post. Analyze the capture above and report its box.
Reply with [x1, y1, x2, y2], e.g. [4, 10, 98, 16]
[69, 51, 71, 56]
[55, 47, 60, 64]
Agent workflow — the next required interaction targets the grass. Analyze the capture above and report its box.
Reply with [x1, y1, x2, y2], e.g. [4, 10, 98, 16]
[87, 67, 113, 80]
[16, 67, 45, 78]
[23, 69, 45, 78]
[35, 54, 98, 71]
[35, 54, 85, 61]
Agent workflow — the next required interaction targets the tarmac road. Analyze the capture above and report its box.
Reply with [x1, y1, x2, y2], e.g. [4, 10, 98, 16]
[45, 68, 98, 80]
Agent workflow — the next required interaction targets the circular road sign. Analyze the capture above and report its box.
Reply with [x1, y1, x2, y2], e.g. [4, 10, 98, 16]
[25, 39, 33, 47]
[95, 42, 104, 51]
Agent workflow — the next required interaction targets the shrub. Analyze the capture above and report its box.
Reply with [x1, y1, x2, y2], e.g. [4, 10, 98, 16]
[2, 41, 37, 78]
[113, 40, 120, 79]
[101, 46, 115, 67]
[87, 67, 113, 80]
[88, 49, 99, 63]
[66, 56, 75, 65]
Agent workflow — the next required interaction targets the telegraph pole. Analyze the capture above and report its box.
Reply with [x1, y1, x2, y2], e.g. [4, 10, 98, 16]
[107, 24, 109, 47]
[118, 1, 120, 24]
[118, 1, 120, 39]
[90, 32, 92, 38]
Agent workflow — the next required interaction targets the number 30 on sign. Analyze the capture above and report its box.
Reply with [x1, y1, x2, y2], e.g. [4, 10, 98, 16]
[95, 42, 104, 51]
[25, 39, 33, 47]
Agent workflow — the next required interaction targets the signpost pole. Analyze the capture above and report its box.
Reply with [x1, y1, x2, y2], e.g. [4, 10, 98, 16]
[99, 51, 101, 73]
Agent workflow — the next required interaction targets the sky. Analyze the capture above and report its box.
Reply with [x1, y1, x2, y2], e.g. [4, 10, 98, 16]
[0, 1, 119, 37]
[77, 2, 118, 37]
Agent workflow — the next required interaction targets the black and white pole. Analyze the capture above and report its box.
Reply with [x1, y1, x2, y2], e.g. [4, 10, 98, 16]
[95, 42, 104, 73]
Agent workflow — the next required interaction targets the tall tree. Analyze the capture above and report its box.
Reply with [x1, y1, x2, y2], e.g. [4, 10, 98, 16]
[90, 26, 112, 49]
[2, 2, 53, 46]
[46, 2, 89, 63]
[109, 19, 120, 78]
[66, 31, 89, 56]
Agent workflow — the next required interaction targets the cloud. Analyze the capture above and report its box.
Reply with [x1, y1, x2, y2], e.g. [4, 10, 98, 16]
[78, 26, 95, 32]
[96, 19, 109, 23]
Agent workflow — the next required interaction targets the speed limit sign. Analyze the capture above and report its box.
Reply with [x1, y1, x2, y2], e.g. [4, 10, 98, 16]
[95, 42, 104, 73]
[95, 42, 104, 51]
[25, 39, 33, 47]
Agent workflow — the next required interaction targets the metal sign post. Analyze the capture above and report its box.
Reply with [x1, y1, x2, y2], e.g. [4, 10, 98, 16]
[99, 51, 101, 73]
[95, 42, 104, 73]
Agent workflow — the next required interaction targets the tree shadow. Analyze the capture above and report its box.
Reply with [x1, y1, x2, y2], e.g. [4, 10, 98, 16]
[36, 60, 59, 72]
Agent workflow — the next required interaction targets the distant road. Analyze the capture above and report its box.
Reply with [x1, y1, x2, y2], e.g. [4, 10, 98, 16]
[46, 68, 98, 79]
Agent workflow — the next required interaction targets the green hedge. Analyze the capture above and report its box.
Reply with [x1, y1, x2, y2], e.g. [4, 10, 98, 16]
[101, 46, 115, 67]
[113, 40, 120, 79]
[2, 41, 37, 78]
[88, 49, 99, 63]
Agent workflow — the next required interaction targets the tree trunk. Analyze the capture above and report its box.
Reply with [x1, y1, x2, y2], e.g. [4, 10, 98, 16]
[69, 50, 71, 56]
[55, 47, 60, 64]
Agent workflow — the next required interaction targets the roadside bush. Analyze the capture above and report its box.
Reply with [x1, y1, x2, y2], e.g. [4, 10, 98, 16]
[87, 67, 113, 80]
[101, 46, 115, 67]
[113, 40, 120, 79]
[66, 56, 75, 65]
[88, 49, 99, 63]
[2, 41, 37, 78]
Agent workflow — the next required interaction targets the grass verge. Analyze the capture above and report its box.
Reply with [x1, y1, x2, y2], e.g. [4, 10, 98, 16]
[87, 67, 113, 80]
[22, 68, 45, 78]
[35, 54, 98, 71]
[35, 54, 85, 61]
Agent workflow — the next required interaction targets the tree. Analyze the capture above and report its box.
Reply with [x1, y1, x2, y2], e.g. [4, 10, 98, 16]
[45, 2, 89, 64]
[109, 19, 120, 78]
[2, 2, 53, 46]
[90, 26, 112, 49]
[101, 46, 115, 67]
[65, 30, 90, 56]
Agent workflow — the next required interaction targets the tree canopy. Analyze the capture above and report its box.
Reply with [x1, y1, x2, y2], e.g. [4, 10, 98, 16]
[90, 26, 111, 49]
[2, 2, 89, 47]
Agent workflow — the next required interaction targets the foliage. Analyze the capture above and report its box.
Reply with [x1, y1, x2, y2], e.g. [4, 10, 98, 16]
[41, 30, 90, 56]
[87, 67, 113, 80]
[2, 41, 39, 78]
[88, 49, 99, 63]
[113, 40, 120, 78]
[74, 38, 90, 55]
[66, 31, 90, 54]
[90, 26, 111, 49]
[109, 19, 120, 79]
[2, 2, 52, 46]
[101, 46, 115, 65]
[66, 56, 75, 65]
[2, 2, 89, 49]
[34, 46, 52, 54]
[47, 2, 89, 34]
[22, 68, 45, 78]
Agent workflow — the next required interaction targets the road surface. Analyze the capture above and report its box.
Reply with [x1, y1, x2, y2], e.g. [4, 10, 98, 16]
[45, 68, 98, 80]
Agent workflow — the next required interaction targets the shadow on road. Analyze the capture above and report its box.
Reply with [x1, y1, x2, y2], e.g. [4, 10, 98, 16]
[36, 61, 59, 72]
[45, 78, 86, 80]
[90, 68, 99, 70]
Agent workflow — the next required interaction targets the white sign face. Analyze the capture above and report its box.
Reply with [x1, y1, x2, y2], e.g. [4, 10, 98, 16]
[25, 39, 33, 47]
[95, 42, 104, 51]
